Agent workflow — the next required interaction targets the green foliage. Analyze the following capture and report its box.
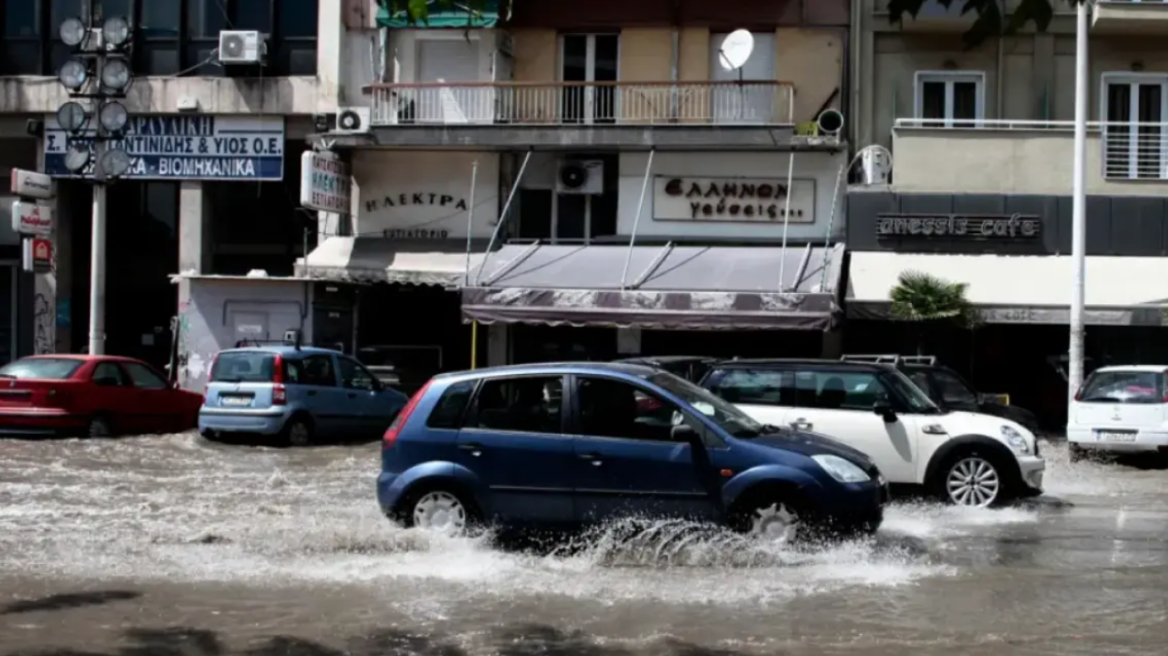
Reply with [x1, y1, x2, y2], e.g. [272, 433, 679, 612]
[888, 270, 982, 328]
[886, 0, 1083, 49]
[380, 0, 508, 25]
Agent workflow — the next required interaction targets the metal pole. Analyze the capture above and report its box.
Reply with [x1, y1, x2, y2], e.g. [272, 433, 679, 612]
[1069, 0, 1089, 404]
[476, 149, 531, 285]
[777, 150, 796, 290]
[464, 160, 478, 284]
[620, 149, 654, 290]
[88, 182, 107, 355]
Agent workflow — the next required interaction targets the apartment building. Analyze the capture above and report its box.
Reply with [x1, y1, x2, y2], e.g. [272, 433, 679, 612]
[843, 0, 1168, 426]
[0, 0, 373, 381]
[297, 0, 852, 374]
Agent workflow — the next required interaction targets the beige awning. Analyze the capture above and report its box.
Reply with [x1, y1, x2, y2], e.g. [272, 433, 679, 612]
[296, 237, 484, 287]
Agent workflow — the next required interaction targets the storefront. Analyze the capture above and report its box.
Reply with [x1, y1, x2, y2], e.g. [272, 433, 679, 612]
[2, 139, 46, 363]
[463, 149, 851, 362]
[297, 150, 500, 380]
[844, 189, 1168, 427]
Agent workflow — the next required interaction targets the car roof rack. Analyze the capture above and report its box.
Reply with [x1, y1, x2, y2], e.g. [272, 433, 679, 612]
[233, 338, 294, 349]
[840, 354, 937, 366]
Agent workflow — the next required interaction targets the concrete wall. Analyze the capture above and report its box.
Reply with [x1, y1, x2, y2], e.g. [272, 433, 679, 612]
[175, 277, 313, 392]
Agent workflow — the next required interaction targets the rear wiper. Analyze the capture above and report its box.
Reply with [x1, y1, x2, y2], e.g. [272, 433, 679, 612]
[216, 377, 242, 383]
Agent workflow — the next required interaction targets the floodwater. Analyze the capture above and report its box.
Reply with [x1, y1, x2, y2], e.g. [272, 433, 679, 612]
[1, 435, 1166, 656]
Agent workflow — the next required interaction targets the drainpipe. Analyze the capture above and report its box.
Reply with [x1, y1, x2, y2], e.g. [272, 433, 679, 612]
[996, 34, 1004, 118]
[671, 28, 680, 119]
[850, 0, 862, 146]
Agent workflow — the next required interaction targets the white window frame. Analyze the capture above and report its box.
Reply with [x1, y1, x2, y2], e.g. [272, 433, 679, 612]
[912, 71, 986, 127]
[557, 33, 621, 125]
[1100, 72, 1168, 180]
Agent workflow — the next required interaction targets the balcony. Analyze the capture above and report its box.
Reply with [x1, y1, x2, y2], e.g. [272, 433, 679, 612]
[331, 80, 820, 151]
[1093, 0, 1168, 34]
[890, 119, 1168, 196]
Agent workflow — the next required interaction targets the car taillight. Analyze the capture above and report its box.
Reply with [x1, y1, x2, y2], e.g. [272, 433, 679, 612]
[384, 380, 432, 449]
[271, 354, 284, 383]
[272, 385, 287, 405]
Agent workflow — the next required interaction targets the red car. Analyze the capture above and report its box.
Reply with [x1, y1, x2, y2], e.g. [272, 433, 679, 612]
[0, 355, 203, 437]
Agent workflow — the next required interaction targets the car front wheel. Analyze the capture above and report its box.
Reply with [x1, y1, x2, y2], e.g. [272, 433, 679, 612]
[407, 489, 477, 536]
[939, 454, 1005, 507]
[729, 491, 814, 544]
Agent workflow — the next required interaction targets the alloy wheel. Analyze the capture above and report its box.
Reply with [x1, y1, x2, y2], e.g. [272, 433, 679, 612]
[287, 421, 311, 447]
[412, 491, 468, 534]
[749, 502, 800, 543]
[87, 417, 111, 438]
[946, 456, 1001, 507]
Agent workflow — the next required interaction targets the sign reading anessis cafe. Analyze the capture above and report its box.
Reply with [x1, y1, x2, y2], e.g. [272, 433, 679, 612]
[876, 213, 1041, 239]
[654, 176, 814, 223]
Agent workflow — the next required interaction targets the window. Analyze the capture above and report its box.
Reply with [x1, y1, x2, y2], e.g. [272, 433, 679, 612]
[92, 362, 128, 386]
[709, 369, 790, 406]
[914, 72, 984, 127]
[427, 380, 476, 429]
[210, 351, 276, 382]
[1079, 370, 1167, 405]
[932, 370, 980, 406]
[1102, 74, 1167, 180]
[575, 376, 690, 442]
[300, 355, 336, 387]
[467, 376, 563, 434]
[122, 362, 168, 389]
[7, 0, 317, 76]
[560, 34, 618, 124]
[908, 371, 934, 399]
[338, 357, 377, 390]
[0, 358, 83, 380]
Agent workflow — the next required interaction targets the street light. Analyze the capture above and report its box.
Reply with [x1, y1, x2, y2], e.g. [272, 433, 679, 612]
[1068, 1, 1089, 405]
[100, 57, 131, 91]
[98, 101, 128, 134]
[57, 58, 88, 91]
[98, 149, 132, 178]
[56, 101, 88, 133]
[101, 16, 131, 48]
[58, 17, 86, 47]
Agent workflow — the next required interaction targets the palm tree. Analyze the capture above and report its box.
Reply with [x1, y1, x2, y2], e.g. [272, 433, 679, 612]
[888, 270, 981, 355]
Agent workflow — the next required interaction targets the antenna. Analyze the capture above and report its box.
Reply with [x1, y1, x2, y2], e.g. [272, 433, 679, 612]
[718, 29, 754, 71]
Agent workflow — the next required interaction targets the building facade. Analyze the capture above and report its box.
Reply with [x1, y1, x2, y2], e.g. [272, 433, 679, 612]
[846, 0, 1168, 428]
[300, 0, 853, 376]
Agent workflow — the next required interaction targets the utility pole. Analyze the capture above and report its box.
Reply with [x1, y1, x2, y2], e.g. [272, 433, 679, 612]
[1069, 0, 1089, 404]
[54, 3, 134, 355]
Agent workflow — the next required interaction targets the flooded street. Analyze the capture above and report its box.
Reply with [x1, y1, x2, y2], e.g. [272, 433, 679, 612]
[1, 435, 1166, 656]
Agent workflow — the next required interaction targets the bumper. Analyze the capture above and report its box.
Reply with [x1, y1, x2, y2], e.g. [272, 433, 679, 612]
[377, 471, 406, 517]
[0, 409, 87, 436]
[812, 478, 888, 534]
[1015, 455, 1045, 493]
[198, 408, 287, 435]
[1067, 428, 1168, 453]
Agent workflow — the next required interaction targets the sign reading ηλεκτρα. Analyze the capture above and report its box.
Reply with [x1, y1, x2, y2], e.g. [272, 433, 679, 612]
[299, 151, 352, 213]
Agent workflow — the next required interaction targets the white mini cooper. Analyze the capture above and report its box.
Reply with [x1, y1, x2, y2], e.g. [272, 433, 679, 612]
[700, 359, 1046, 507]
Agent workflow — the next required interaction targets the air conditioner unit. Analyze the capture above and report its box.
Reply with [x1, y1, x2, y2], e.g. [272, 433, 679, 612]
[556, 159, 604, 195]
[217, 30, 266, 65]
[335, 107, 372, 133]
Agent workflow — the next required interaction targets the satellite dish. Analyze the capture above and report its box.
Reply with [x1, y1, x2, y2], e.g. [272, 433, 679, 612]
[718, 29, 754, 71]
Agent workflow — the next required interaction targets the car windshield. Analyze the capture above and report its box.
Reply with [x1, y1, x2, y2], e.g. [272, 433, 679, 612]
[1079, 370, 1167, 404]
[882, 369, 943, 414]
[0, 358, 83, 380]
[648, 371, 768, 437]
[210, 352, 278, 383]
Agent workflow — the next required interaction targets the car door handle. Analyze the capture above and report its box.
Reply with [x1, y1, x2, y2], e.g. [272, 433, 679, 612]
[578, 453, 603, 466]
[458, 443, 483, 457]
[790, 419, 813, 430]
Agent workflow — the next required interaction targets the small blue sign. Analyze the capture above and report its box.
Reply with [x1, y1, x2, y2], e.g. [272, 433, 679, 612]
[43, 114, 285, 181]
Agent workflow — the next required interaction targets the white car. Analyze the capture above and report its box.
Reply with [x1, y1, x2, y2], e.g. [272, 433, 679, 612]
[1067, 365, 1168, 461]
[700, 359, 1046, 507]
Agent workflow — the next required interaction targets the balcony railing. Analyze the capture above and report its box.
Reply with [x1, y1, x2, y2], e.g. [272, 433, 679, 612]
[364, 81, 795, 127]
[894, 119, 1168, 183]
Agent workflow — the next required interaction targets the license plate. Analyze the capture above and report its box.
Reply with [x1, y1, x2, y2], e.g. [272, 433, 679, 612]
[220, 395, 252, 407]
[1096, 430, 1136, 442]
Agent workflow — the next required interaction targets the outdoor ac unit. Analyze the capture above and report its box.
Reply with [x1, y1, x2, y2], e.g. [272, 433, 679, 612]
[217, 30, 266, 65]
[335, 107, 372, 133]
[556, 159, 604, 195]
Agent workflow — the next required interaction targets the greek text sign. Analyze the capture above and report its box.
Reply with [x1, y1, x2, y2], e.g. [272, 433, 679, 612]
[43, 115, 285, 180]
[876, 213, 1041, 239]
[299, 151, 352, 213]
[653, 176, 815, 223]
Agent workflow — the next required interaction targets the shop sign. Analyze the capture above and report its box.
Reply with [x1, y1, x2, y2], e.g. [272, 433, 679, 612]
[10, 169, 55, 200]
[22, 238, 52, 273]
[654, 176, 815, 223]
[876, 213, 1041, 239]
[381, 228, 450, 239]
[43, 115, 285, 180]
[299, 151, 352, 214]
[11, 201, 52, 236]
[364, 192, 469, 214]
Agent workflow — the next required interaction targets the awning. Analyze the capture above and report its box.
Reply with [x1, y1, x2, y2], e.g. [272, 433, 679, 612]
[377, 0, 501, 28]
[847, 252, 1168, 326]
[296, 236, 483, 287]
[461, 243, 845, 330]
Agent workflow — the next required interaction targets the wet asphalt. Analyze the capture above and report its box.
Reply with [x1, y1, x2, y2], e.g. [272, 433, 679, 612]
[1, 435, 1166, 655]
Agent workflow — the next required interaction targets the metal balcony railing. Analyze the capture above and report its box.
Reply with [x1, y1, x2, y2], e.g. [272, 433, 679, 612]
[894, 118, 1168, 182]
[365, 80, 795, 127]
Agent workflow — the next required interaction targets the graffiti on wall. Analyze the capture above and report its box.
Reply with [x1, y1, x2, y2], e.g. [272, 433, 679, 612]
[33, 291, 53, 355]
[174, 298, 217, 391]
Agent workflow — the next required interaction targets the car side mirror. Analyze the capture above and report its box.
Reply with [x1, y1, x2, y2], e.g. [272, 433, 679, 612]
[873, 401, 896, 423]
[670, 424, 702, 448]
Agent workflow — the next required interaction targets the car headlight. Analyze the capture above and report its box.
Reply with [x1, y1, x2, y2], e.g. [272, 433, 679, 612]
[811, 454, 871, 483]
[1001, 425, 1031, 454]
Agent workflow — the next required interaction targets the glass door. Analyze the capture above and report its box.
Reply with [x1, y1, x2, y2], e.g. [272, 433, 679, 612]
[560, 34, 618, 124]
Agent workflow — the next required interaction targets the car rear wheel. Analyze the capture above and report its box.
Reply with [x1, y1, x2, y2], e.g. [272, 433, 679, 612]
[409, 490, 473, 535]
[939, 454, 1005, 507]
[87, 415, 113, 438]
[1068, 443, 1087, 463]
[283, 416, 313, 447]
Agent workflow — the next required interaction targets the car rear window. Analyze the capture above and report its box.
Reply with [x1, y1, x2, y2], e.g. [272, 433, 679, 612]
[210, 352, 278, 383]
[426, 380, 476, 429]
[0, 358, 83, 380]
[1079, 370, 1167, 404]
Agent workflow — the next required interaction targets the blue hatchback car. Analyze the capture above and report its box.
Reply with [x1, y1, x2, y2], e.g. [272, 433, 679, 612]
[199, 346, 408, 446]
[377, 362, 889, 542]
